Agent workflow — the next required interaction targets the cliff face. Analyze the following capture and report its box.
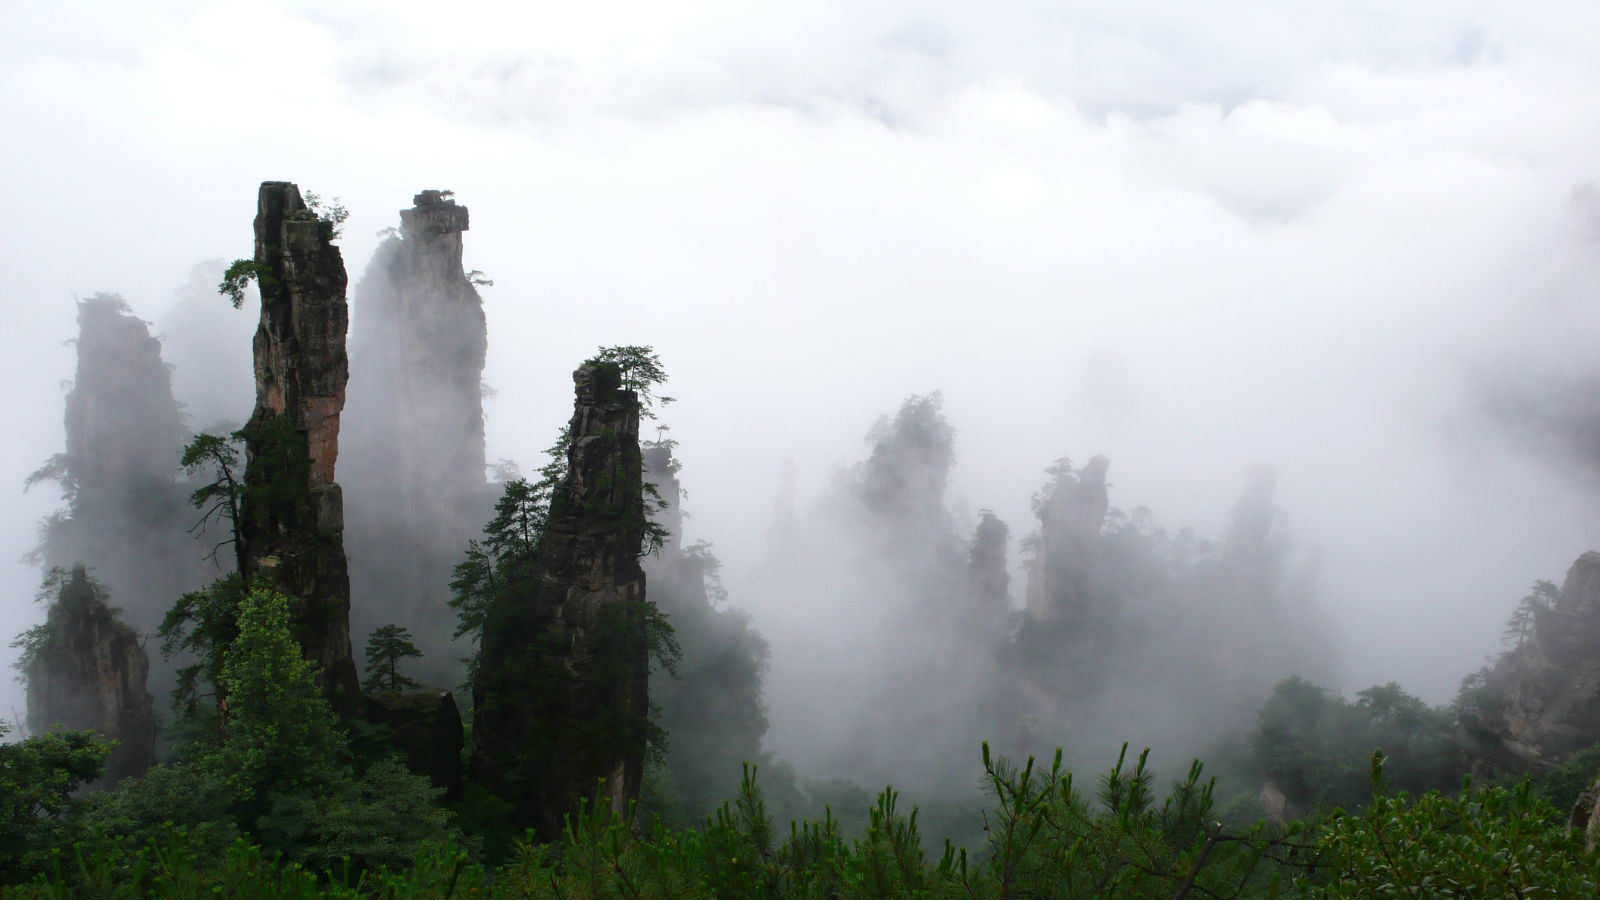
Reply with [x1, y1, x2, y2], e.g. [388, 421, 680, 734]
[344, 190, 490, 682]
[1025, 455, 1110, 623]
[24, 566, 156, 784]
[1482, 552, 1600, 763]
[240, 181, 361, 718]
[472, 363, 650, 837]
[33, 294, 192, 639]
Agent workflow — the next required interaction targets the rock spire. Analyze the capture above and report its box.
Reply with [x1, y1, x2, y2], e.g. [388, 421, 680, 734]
[471, 362, 652, 838]
[344, 189, 490, 680]
[238, 181, 361, 718]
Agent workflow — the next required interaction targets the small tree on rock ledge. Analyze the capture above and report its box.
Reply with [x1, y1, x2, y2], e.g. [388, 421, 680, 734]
[364, 624, 423, 693]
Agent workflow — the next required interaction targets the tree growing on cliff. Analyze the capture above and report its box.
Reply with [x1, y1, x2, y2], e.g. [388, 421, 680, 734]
[160, 574, 246, 723]
[181, 431, 247, 573]
[217, 189, 346, 307]
[589, 345, 675, 418]
[448, 477, 549, 682]
[9, 567, 82, 679]
[469, 353, 682, 838]
[1502, 579, 1559, 652]
[364, 625, 423, 692]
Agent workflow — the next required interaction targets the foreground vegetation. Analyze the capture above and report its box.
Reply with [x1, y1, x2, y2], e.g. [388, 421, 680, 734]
[9, 546, 1600, 898]
[6, 711, 1600, 899]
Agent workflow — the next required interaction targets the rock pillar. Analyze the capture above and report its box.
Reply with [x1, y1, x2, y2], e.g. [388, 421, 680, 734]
[239, 181, 361, 718]
[471, 362, 650, 838]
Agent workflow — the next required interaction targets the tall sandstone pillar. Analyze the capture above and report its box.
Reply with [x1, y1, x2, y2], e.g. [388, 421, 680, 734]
[35, 293, 193, 641]
[239, 181, 361, 718]
[472, 362, 650, 839]
[344, 190, 489, 673]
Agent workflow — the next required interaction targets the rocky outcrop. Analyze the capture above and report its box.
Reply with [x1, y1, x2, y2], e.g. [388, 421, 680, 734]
[31, 294, 191, 639]
[1024, 456, 1109, 623]
[239, 181, 361, 719]
[365, 689, 464, 800]
[24, 566, 156, 784]
[858, 393, 955, 526]
[344, 190, 491, 683]
[1480, 552, 1600, 763]
[969, 511, 1011, 614]
[471, 362, 651, 838]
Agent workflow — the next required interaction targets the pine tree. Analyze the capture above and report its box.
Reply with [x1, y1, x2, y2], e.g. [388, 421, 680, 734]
[1503, 579, 1559, 651]
[364, 624, 424, 692]
[211, 588, 346, 809]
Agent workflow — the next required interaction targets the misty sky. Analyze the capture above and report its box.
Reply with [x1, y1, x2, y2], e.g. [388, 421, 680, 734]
[5, 1, 1600, 724]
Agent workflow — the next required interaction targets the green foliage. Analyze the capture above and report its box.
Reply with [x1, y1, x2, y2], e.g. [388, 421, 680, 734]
[255, 757, 451, 875]
[208, 588, 347, 811]
[1250, 676, 1459, 815]
[80, 761, 237, 853]
[363, 625, 423, 693]
[21, 454, 74, 506]
[159, 573, 246, 722]
[936, 742, 1310, 900]
[1454, 666, 1499, 721]
[1308, 750, 1600, 898]
[16, 737, 1600, 898]
[1504, 579, 1559, 651]
[301, 191, 349, 241]
[586, 345, 675, 419]
[454, 416, 675, 682]
[0, 723, 109, 881]
[7, 625, 48, 686]
[238, 414, 312, 537]
[449, 477, 549, 681]
[10, 568, 86, 682]
[217, 259, 274, 309]
[1530, 741, 1600, 812]
[156, 588, 455, 877]
[180, 430, 246, 573]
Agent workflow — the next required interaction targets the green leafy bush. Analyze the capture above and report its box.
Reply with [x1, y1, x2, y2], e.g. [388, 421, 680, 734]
[1308, 751, 1600, 899]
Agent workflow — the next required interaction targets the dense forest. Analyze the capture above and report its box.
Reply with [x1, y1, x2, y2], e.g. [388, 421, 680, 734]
[9, 181, 1600, 899]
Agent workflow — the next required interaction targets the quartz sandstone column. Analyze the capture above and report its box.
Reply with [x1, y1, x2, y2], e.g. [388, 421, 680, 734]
[239, 181, 361, 718]
[471, 362, 650, 838]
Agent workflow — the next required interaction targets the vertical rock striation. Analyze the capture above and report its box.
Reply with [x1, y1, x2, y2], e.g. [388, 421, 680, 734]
[24, 566, 156, 784]
[472, 362, 650, 838]
[344, 190, 490, 681]
[239, 181, 361, 718]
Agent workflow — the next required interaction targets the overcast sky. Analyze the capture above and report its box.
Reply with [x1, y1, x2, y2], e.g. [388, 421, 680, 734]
[5, 0, 1600, 723]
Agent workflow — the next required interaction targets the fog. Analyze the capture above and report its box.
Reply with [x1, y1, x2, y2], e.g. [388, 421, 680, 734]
[4, 1, 1600, 785]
